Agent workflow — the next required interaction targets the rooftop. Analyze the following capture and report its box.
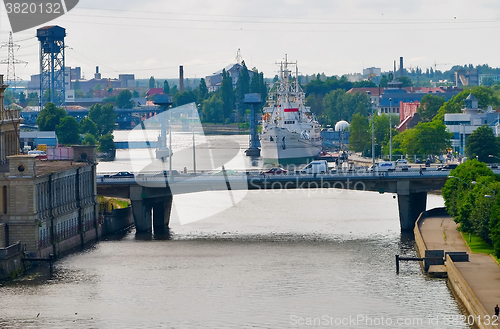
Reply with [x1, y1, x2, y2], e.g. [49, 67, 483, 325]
[35, 160, 89, 176]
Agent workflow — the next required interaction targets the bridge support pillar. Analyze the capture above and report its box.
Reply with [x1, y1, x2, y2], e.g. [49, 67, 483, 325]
[153, 196, 173, 233]
[397, 192, 427, 231]
[131, 200, 153, 232]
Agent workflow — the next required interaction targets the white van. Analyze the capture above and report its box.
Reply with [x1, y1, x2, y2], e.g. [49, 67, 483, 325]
[367, 161, 396, 172]
[301, 160, 328, 174]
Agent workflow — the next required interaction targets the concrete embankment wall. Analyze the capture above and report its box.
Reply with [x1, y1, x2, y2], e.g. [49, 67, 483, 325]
[0, 242, 22, 280]
[101, 207, 134, 235]
[446, 255, 497, 329]
[413, 207, 448, 259]
[414, 208, 497, 329]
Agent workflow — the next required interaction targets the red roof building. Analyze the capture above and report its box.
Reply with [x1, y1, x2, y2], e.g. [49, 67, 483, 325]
[146, 88, 163, 97]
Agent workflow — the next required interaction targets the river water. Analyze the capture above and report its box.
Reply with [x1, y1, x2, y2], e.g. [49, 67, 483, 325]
[0, 133, 470, 328]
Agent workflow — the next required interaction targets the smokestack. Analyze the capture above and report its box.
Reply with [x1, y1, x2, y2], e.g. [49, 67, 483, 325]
[179, 65, 184, 93]
[94, 66, 101, 80]
[400, 57, 404, 78]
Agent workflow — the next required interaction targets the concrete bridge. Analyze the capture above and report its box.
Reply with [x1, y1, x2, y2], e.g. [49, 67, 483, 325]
[97, 170, 454, 232]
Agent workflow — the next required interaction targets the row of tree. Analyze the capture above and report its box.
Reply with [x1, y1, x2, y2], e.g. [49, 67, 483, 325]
[36, 102, 117, 155]
[442, 160, 500, 257]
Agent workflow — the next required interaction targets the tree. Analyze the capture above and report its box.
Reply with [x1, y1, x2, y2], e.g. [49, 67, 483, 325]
[174, 91, 197, 107]
[198, 78, 208, 105]
[163, 79, 172, 93]
[37, 102, 67, 131]
[321, 90, 371, 125]
[27, 92, 38, 106]
[89, 103, 117, 136]
[465, 125, 500, 163]
[149, 76, 155, 89]
[393, 120, 452, 157]
[434, 86, 500, 122]
[98, 133, 116, 157]
[79, 117, 99, 138]
[348, 113, 370, 152]
[398, 76, 413, 87]
[82, 133, 97, 146]
[250, 69, 267, 111]
[117, 89, 134, 109]
[56, 116, 80, 145]
[235, 61, 250, 122]
[219, 69, 234, 121]
[417, 94, 445, 122]
[202, 94, 224, 123]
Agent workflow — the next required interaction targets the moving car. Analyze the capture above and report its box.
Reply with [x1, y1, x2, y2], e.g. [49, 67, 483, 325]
[300, 160, 328, 174]
[367, 161, 396, 172]
[261, 168, 287, 175]
[109, 171, 135, 178]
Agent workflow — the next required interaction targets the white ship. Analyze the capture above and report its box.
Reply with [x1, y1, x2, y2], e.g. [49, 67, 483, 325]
[260, 56, 322, 165]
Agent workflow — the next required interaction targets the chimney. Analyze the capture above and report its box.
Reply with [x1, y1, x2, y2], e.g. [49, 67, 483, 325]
[179, 66, 184, 93]
[94, 66, 101, 80]
[400, 57, 404, 78]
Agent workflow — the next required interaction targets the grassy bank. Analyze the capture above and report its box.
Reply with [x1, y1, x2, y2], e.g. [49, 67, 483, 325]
[98, 196, 130, 213]
[461, 232, 500, 264]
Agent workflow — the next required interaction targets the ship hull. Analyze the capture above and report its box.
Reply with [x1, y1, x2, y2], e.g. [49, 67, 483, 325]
[261, 128, 322, 166]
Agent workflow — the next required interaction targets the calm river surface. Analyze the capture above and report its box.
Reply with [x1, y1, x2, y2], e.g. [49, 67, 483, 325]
[0, 133, 470, 328]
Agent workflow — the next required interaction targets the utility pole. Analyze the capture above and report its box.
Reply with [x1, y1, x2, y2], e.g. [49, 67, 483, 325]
[0, 32, 28, 89]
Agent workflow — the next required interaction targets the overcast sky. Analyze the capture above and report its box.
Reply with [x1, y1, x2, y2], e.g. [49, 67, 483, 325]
[1, 0, 500, 82]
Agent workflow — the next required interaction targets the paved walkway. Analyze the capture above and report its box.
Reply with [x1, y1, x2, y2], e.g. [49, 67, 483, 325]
[419, 216, 500, 323]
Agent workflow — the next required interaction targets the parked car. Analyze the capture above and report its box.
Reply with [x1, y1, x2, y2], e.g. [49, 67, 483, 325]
[415, 158, 423, 164]
[261, 167, 287, 175]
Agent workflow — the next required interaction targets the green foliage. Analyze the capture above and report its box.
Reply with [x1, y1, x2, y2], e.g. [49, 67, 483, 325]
[442, 160, 498, 236]
[89, 103, 117, 136]
[27, 92, 38, 106]
[163, 80, 170, 94]
[174, 91, 197, 107]
[202, 94, 224, 123]
[37, 102, 67, 131]
[465, 125, 500, 163]
[149, 76, 155, 89]
[417, 94, 445, 122]
[235, 61, 250, 122]
[249, 69, 268, 112]
[116, 89, 134, 109]
[98, 133, 116, 155]
[79, 117, 99, 138]
[220, 69, 234, 120]
[133, 90, 139, 98]
[348, 113, 370, 152]
[434, 86, 500, 122]
[321, 90, 371, 125]
[82, 133, 97, 146]
[398, 76, 413, 87]
[56, 116, 80, 145]
[198, 78, 208, 105]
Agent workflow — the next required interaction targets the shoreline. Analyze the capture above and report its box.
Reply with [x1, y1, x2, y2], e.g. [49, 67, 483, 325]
[415, 209, 500, 329]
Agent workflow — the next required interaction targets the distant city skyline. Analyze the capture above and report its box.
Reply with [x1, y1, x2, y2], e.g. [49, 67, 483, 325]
[1, 0, 500, 81]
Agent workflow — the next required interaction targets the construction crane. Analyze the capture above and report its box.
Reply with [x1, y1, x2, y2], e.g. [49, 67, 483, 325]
[434, 61, 451, 72]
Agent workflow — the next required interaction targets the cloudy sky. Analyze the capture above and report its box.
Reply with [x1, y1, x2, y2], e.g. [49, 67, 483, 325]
[1, 0, 500, 81]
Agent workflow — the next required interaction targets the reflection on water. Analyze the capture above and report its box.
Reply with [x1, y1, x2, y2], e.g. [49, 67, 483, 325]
[0, 190, 471, 328]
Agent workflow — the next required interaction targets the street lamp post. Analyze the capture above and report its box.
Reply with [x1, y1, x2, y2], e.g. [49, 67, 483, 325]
[471, 181, 496, 198]
[489, 154, 500, 162]
[448, 176, 472, 187]
[389, 98, 392, 162]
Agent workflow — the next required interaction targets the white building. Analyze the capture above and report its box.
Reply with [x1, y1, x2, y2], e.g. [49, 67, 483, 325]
[444, 94, 500, 154]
